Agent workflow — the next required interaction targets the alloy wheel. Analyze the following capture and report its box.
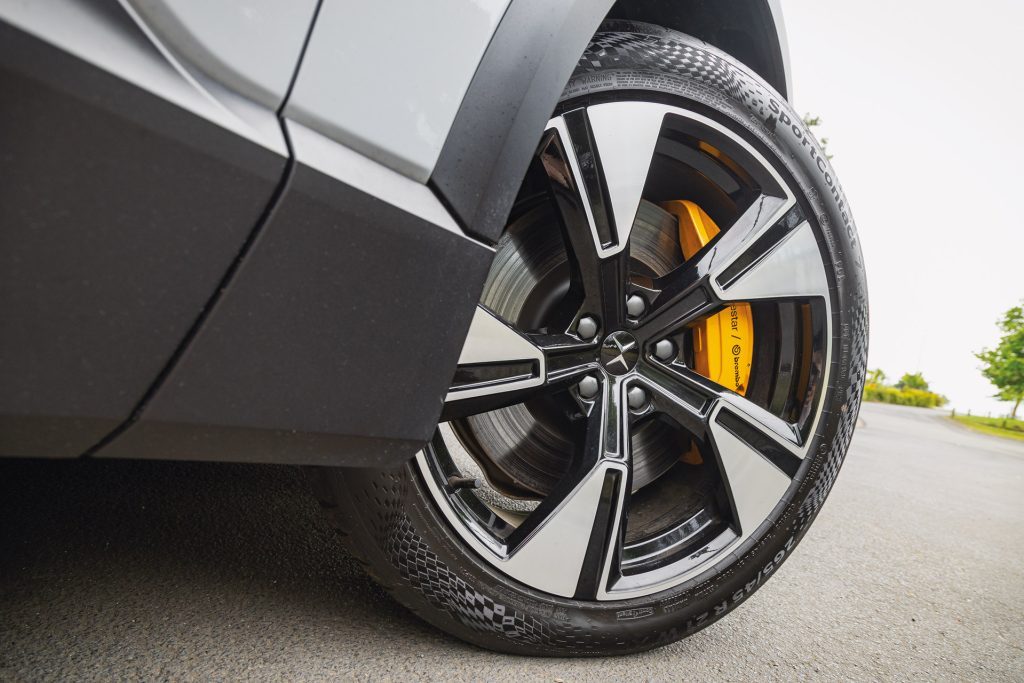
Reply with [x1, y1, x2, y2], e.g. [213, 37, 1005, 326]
[418, 100, 833, 601]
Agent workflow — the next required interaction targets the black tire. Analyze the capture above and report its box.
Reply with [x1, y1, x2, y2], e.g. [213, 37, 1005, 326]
[311, 22, 868, 656]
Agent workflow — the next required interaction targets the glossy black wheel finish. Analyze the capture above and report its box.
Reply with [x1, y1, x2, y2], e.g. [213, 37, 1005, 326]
[315, 23, 867, 655]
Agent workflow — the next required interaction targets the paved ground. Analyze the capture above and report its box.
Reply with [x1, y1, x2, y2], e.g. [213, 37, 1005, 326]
[2, 402, 1022, 681]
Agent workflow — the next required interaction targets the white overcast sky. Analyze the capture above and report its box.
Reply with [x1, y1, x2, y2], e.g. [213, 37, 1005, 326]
[783, 0, 1024, 415]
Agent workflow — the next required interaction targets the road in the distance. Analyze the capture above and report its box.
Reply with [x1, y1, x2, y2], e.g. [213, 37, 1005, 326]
[2, 402, 1022, 681]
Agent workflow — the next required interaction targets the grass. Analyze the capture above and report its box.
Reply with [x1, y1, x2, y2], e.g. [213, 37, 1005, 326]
[950, 414, 1024, 442]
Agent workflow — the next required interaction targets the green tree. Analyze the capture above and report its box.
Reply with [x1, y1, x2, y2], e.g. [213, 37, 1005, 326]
[976, 303, 1024, 418]
[803, 114, 832, 160]
[866, 368, 887, 385]
[896, 372, 929, 391]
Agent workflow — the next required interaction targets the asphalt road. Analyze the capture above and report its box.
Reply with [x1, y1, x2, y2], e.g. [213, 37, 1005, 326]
[2, 402, 1022, 681]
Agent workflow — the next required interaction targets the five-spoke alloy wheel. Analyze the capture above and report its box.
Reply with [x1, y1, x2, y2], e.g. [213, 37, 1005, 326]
[425, 100, 832, 601]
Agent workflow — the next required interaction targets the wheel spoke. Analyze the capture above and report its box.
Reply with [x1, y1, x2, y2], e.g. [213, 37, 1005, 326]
[707, 404, 796, 536]
[642, 360, 803, 450]
[639, 360, 801, 537]
[538, 120, 610, 328]
[633, 363, 710, 436]
[542, 104, 664, 331]
[711, 218, 830, 304]
[442, 306, 597, 420]
[445, 304, 545, 398]
[637, 195, 795, 340]
[501, 375, 631, 598]
[581, 102, 666, 256]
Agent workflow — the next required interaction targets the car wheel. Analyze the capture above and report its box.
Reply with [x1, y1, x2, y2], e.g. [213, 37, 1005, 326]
[311, 21, 868, 656]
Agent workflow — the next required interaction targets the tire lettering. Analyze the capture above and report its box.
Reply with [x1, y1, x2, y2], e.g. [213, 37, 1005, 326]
[617, 607, 654, 621]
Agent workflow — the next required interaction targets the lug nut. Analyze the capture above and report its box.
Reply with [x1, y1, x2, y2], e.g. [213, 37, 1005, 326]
[576, 315, 599, 340]
[627, 386, 648, 410]
[653, 339, 676, 361]
[578, 375, 599, 399]
[626, 294, 646, 318]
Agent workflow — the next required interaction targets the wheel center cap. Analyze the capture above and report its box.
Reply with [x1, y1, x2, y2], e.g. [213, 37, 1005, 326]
[600, 331, 639, 375]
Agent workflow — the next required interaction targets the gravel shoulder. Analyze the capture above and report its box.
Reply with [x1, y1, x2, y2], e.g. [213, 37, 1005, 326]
[2, 402, 1022, 681]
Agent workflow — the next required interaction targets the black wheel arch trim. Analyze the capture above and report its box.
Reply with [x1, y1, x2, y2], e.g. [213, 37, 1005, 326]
[429, 0, 616, 245]
[431, 0, 790, 245]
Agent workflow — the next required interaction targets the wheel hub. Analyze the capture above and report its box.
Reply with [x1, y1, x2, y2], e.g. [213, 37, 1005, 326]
[600, 331, 639, 375]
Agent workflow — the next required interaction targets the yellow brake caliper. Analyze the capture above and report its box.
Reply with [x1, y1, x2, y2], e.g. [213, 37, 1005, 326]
[661, 201, 755, 464]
